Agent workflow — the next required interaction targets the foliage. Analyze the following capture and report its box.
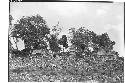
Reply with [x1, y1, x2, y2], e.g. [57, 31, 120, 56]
[58, 35, 68, 49]
[9, 15, 124, 82]
[9, 15, 14, 52]
[51, 21, 62, 36]
[92, 33, 115, 52]
[48, 34, 61, 53]
[11, 48, 31, 58]
[69, 27, 96, 53]
[9, 15, 13, 25]
[69, 27, 115, 54]
[11, 14, 50, 51]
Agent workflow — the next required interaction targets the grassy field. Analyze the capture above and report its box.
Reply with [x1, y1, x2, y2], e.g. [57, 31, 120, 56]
[9, 50, 124, 83]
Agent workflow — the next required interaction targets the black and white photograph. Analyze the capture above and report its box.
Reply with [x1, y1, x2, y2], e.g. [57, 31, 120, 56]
[8, 2, 124, 82]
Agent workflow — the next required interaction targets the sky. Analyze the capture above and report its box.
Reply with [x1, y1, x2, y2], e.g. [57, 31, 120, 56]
[10, 2, 124, 57]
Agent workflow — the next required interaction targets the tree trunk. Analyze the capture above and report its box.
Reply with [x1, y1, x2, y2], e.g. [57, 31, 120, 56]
[13, 37, 18, 50]
[63, 47, 64, 52]
[9, 38, 13, 51]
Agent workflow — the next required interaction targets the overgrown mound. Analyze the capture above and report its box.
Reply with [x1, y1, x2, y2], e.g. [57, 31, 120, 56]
[9, 15, 124, 82]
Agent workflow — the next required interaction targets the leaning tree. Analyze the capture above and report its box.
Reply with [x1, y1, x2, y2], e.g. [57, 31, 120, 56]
[11, 14, 50, 55]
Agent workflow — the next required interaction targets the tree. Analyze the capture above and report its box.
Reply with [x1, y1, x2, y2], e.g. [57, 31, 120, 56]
[9, 15, 13, 25]
[9, 15, 15, 52]
[11, 14, 50, 52]
[92, 33, 115, 53]
[49, 34, 61, 54]
[51, 21, 62, 36]
[69, 27, 95, 53]
[100, 33, 115, 52]
[58, 35, 68, 52]
[69, 27, 116, 60]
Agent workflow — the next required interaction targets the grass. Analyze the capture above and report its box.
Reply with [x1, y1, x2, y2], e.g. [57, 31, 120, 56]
[9, 50, 124, 82]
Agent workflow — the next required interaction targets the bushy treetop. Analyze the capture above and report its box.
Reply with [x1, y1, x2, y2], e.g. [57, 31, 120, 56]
[11, 15, 50, 50]
[69, 27, 115, 53]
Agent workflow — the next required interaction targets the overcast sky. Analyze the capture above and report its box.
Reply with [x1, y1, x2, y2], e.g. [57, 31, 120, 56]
[10, 2, 124, 57]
